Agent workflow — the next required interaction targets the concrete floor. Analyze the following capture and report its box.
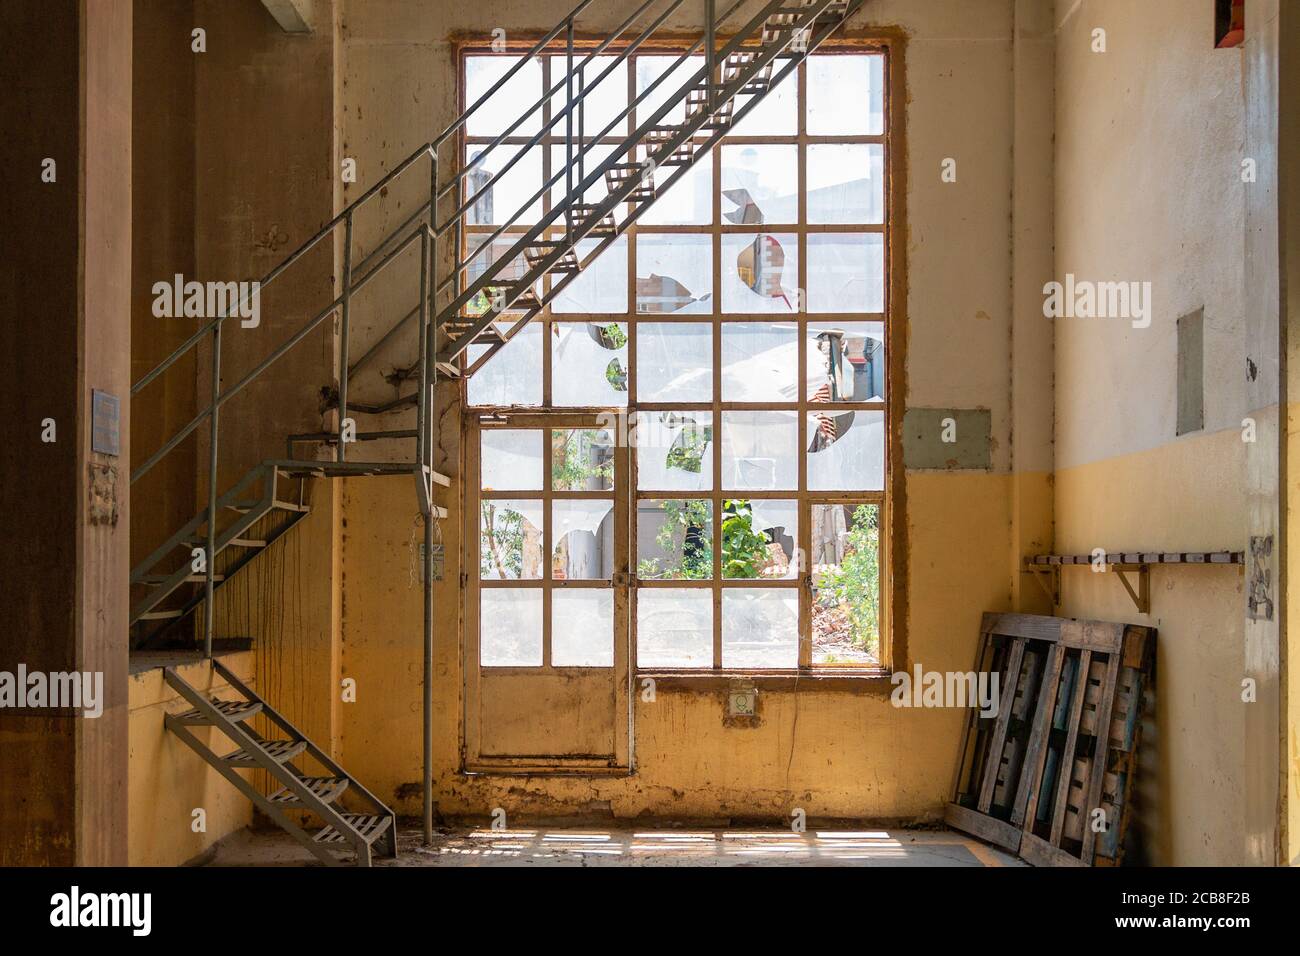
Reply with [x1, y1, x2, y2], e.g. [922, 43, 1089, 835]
[204, 824, 1023, 867]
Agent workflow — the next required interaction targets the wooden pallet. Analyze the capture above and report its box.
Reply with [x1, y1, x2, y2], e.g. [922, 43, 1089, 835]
[945, 612, 1155, 866]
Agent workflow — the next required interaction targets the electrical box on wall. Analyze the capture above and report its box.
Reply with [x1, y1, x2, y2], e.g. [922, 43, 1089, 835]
[728, 682, 758, 717]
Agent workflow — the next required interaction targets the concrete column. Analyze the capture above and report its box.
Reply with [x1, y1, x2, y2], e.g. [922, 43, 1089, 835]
[0, 0, 132, 865]
[1010, 0, 1056, 612]
[1243, 0, 1283, 866]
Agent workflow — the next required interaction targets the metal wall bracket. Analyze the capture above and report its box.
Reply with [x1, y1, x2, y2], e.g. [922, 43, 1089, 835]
[1109, 564, 1150, 615]
[1024, 565, 1060, 606]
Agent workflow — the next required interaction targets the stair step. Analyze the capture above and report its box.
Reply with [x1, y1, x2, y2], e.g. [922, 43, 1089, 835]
[225, 499, 310, 514]
[314, 813, 394, 846]
[173, 698, 263, 726]
[443, 322, 506, 345]
[141, 573, 226, 584]
[269, 775, 350, 808]
[605, 163, 656, 201]
[187, 537, 267, 549]
[569, 204, 617, 237]
[139, 609, 184, 621]
[524, 242, 580, 274]
[481, 283, 539, 308]
[222, 738, 307, 766]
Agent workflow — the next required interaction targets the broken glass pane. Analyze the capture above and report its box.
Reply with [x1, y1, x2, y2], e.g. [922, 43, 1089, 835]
[551, 322, 629, 407]
[806, 321, 885, 402]
[721, 233, 799, 314]
[720, 145, 798, 225]
[638, 499, 714, 580]
[551, 428, 615, 491]
[635, 234, 712, 314]
[553, 500, 615, 580]
[635, 411, 714, 491]
[807, 408, 885, 491]
[480, 499, 544, 580]
[811, 503, 881, 665]
[552, 590, 614, 667]
[721, 499, 798, 581]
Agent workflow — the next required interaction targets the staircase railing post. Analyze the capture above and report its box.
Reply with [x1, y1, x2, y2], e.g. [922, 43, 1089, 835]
[565, 18, 575, 241]
[204, 323, 222, 659]
[706, 0, 715, 110]
[578, 59, 586, 188]
[417, 223, 435, 846]
[337, 210, 354, 463]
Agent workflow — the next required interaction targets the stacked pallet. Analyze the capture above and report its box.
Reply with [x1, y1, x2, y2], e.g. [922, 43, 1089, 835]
[945, 613, 1155, 866]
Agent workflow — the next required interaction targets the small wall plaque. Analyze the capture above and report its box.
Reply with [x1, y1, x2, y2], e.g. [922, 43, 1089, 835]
[91, 389, 120, 457]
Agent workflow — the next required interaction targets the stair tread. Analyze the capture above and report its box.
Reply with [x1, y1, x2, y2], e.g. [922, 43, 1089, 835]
[222, 738, 307, 765]
[141, 573, 226, 584]
[269, 775, 351, 806]
[226, 499, 310, 514]
[314, 813, 394, 846]
[139, 609, 184, 621]
[186, 537, 267, 549]
[176, 698, 262, 724]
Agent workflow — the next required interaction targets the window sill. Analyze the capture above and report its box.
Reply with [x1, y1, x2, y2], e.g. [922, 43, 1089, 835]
[637, 668, 894, 695]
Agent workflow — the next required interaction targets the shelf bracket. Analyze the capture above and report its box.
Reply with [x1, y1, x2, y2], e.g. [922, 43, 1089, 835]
[1025, 565, 1060, 607]
[1110, 563, 1150, 615]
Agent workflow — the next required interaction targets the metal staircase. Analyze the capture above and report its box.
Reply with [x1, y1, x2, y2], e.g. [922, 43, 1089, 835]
[129, 0, 860, 856]
[163, 659, 398, 867]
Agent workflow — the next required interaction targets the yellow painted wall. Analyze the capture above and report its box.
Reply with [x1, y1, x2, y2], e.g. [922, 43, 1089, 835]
[336, 470, 1027, 822]
[1052, 0, 1255, 863]
[127, 653, 255, 866]
[1056, 427, 1248, 865]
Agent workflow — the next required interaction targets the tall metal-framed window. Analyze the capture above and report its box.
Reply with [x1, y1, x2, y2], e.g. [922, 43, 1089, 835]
[461, 40, 895, 673]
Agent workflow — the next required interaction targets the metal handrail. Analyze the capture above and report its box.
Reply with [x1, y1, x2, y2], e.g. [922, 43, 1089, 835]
[446, 0, 749, 298]
[130, 0, 621, 401]
[438, 0, 786, 322]
[131, 0, 799, 667]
